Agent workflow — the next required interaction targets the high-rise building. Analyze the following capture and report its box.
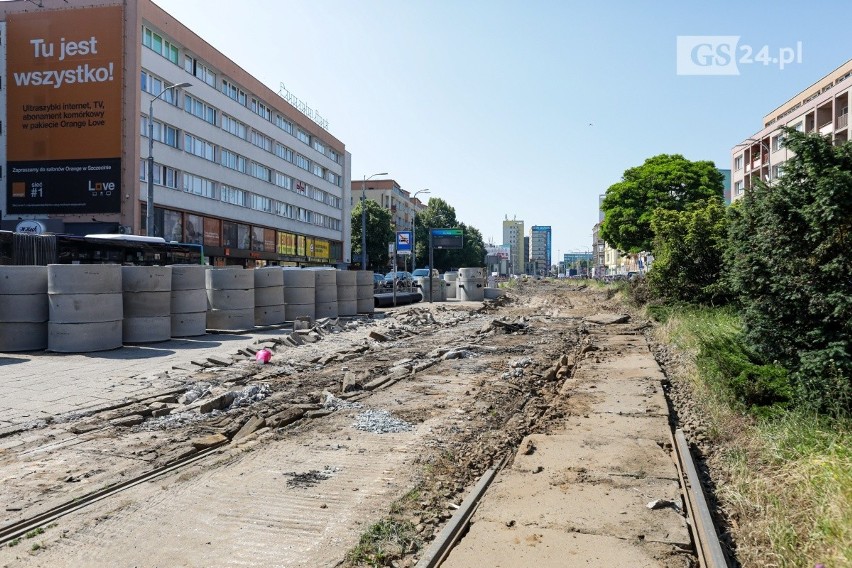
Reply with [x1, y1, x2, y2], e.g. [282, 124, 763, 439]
[529, 225, 551, 275]
[732, 59, 850, 202]
[354, 179, 427, 233]
[0, 0, 351, 267]
[502, 216, 524, 275]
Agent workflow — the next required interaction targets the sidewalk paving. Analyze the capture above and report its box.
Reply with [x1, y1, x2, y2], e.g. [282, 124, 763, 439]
[0, 328, 291, 434]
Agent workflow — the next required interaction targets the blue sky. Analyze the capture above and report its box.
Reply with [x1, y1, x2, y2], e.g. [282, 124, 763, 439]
[152, 0, 852, 257]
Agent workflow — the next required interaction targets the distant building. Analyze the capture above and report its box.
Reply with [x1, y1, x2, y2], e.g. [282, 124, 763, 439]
[719, 169, 732, 205]
[530, 226, 551, 275]
[502, 216, 524, 275]
[732, 59, 851, 202]
[523, 236, 531, 274]
[353, 179, 426, 232]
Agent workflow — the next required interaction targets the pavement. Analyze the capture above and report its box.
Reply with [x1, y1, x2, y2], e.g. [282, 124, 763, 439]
[0, 327, 295, 436]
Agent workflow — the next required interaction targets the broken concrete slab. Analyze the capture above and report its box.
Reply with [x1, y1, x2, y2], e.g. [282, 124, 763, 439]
[584, 313, 630, 325]
[232, 415, 266, 441]
[109, 414, 145, 428]
[190, 433, 227, 450]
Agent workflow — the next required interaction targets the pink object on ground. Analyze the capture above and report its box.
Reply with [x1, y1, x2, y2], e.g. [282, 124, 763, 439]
[255, 348, 272, 364]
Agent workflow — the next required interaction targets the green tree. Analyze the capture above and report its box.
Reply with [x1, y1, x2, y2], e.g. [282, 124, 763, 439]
[646, 197, 730, 304]
[413, 198, 486, 271]
[600, 154, 724, 253]
[727, 128, 852, 416]
[351, 199, 394, 272]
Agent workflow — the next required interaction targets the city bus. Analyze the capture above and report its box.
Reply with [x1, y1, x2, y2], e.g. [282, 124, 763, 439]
[0, 231, 205, 266]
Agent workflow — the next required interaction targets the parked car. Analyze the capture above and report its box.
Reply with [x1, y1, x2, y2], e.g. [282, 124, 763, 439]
[373, 272, 385, 285]
[411, 268, 430, 278]
[382, 271, 413, 289]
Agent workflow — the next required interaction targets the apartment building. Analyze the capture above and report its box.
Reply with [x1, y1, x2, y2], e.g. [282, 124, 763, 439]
[0, 0, 351, 267]
[731, 59, 851, 201]
[355, 179, 427, 232]
[501, 216, 524, 275]
[529, 225, 551, 275]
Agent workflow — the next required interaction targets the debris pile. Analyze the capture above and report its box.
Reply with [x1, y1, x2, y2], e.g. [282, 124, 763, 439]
[353, 409, 415, 434]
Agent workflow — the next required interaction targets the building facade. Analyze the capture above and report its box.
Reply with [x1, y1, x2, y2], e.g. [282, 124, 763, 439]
[529, 225, 551, 275]
[501, 216, 523, 275]
[355, 179, 427, 233]
[731, 59, 851, 202]
[0, 0, 351, 267]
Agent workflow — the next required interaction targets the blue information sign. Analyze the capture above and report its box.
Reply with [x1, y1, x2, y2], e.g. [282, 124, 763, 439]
[396, 230, 413, 254]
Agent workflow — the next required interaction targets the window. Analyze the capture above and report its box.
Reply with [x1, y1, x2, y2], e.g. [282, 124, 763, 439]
[311, 163, 323, 177]
[734, 155, 743, 171]
[221, 185, 246, 206]
[249, 130, 272, 152]
[295, 154, 309, 171]
[249, 162, 272, 183]
[275, 115, 293, 134]
[274, 143, 293, 162]
[312, 139, 326, 154]
[221, 79, 247, 106]
[792, 121, 804, 132]
[734, 180, 745, 196]
[251, 98, 272, 121]
[184, 55, 216, 87]
[274, 171, 292, 190]
[771, 164, 782, 180]
[184, 94, 216, 125]
[139, 161, 174, 188]
[220, 149, 247, 173]
[249, 194, 273, 213]
[184, 133, 216, 162]
[296, 129, 310, 145]
[142, 26, 179, 65]
[221, 114, 247, 139]
[276, 202, 294, 218]
[327, 148, 340, 164]
[183, 173, 215, 198]
[772, 134, 784, 151]
[326, 171, 338, 185]
[141, 115, 178, 148]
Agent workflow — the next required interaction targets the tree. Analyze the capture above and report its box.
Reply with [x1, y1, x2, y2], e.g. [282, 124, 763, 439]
[413, 198, 486, 271]
[600, 154, 724, 253]
[727, 128, 852, 416]
[646, 197, 729, 304]
[351, 199, 394, 272]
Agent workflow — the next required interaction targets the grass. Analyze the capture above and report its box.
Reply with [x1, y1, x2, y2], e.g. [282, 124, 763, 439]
[653, 305, 851, 567]
[345, 518, 419, 567]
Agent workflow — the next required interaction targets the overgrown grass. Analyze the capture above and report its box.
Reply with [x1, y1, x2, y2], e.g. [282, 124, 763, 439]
[654, 305, 852, 566]
[345, 518, 419, 567]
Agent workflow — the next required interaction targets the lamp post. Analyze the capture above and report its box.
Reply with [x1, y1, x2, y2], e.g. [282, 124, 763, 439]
[147, 82, 191, 236]
[410, 189, 430, 273]
[361, 172, 387, 270]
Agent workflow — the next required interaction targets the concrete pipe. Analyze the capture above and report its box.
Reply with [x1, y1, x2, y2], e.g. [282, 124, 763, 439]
[255, 304, 286, 326]
[171, 265, 206, 291]
[254, 266, 284, 288]
[206, 308, 255, 331]
[48, 293, 123, 324]
[123, 315, 171, 343]
[338, 300, 358, 316]
[0, 266, 48, 294]
[121, 266, 171, 292]
[315, 301, 339, 319]
[48, 320, 122, 352]
[170, 312, 207, 338]
[283, 286, 314, 306]
[206, 288, 254, 310]
[123, 291, 171, 317]
[254, 285, 285, 308]
[356, 298, 375, 314]
[0, 294, 49, 322]
[0, 322, 48, 352]
[205, 267, 253, 290]
[285, 303, 316, 322]
[170, 289, 208, 314]
[47, 264, 121, 295]
[282, 268, 314, 288]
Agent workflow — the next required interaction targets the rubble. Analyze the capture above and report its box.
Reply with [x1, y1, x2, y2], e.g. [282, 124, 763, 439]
[353, 409, 415, 434]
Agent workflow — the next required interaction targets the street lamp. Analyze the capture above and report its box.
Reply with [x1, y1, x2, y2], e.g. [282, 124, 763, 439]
[410, 189, 430, 273]
[361, 172, 387, 270]
[147, 81, 191, 236]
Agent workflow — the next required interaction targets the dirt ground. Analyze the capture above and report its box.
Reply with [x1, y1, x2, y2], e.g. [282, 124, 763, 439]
[0, 281, 695, 567]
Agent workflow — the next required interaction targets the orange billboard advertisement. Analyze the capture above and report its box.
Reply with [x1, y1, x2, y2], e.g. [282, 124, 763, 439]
[6, 6, 124, 214]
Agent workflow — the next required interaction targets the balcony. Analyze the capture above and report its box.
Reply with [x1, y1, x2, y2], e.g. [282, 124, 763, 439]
[837, 113, 849, 130]
[819, 121, 834, 135]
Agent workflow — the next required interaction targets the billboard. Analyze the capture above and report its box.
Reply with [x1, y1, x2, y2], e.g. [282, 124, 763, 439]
[431, 228, 463, 249]
[6, 6, 124, 214]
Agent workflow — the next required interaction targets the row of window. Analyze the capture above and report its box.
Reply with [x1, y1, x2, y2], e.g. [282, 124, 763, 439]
[142, 25, 342, 165]
[142, 70, 341, 187]
[141, 112, 342, 209]
[140, 161, 342, 231]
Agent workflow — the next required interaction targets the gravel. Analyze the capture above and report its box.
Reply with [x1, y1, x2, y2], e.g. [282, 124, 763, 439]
[353, 409, 415, 434]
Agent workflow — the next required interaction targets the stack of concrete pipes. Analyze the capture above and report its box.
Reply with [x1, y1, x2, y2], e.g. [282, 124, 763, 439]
[0, 265, 386, 353]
